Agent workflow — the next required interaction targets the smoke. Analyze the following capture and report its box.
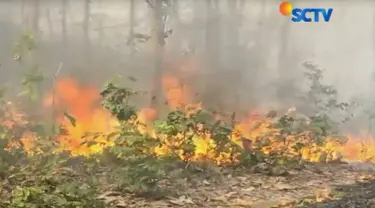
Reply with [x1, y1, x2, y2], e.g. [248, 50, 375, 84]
[0, 0, 374, 123]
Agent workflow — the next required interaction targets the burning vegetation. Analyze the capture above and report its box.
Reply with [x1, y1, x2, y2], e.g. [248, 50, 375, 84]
[4, 64, 374, 165]
[1, 5, 375, 206]
[1, 55, 375, 207]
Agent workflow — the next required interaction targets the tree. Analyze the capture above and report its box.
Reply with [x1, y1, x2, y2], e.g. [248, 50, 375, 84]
[83, 0, 91, 63]
[192, 1, 203, 51]
[372, 5, 375, 92]
[202, 0, 223, 110]
[277, 15, 291, 80]
[61, 0, 67, 47]
[147, 0, 166, 111]
[60, 0, 68, 62]
[21, 0, 26, 26]
[129, 0, 136, 57]
[32, 0, 40, 34]
[276, 1, 299, 108]
[226, 0, 245, 111]
[205, 0, 221, 63]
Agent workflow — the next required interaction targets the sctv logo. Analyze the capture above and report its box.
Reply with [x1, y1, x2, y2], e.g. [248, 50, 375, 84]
[279, 1, 333, 23]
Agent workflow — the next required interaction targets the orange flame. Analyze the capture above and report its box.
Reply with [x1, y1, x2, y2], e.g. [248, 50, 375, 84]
[3, 58, 375, 164]
[43, 78, 118, 156]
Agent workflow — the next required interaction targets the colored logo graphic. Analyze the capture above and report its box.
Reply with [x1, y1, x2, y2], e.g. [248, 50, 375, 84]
[279, 1, 333, 23]
[279, 1, 293, 16]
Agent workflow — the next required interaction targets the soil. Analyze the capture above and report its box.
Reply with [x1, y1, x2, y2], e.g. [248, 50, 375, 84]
[99, 162, 375, 208]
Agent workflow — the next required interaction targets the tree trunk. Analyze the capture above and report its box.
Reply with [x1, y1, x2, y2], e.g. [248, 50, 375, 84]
[62, 0, 67, 44]
[204, 0, 225, 110]
[170, 0, 180, 53]
[372, 6, 375, 96]
[192, 1, 202, 51]
[61, 0, 67, 61]
[129, 0, 135, 57]
[276, 2, 294, 107]
[32, 0, 40, 34]
[204, 0, 215, 108]
[83, 0, 91, 63]
[235, 0, 266, 110]
[212, 0, 221, 62]
[205, 0, 212, 57]
[278, 20, 290, 79]
[149, 0, 165, 111]
[46, 10, 54, 39]
[227, 0, 245, 112]
[21, 0, 26, 26]
[205, 0, 221, 60]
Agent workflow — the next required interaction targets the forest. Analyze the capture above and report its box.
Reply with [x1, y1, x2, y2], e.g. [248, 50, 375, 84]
[0, 0, 375, 207]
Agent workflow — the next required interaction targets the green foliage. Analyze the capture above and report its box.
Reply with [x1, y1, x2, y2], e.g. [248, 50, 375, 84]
[0, 95, 13, 173]
[0, 57, 105, 206]
[100, 83, 137, 121]
[13, 32, 44, 102]
[110, 157, 167, 197]
[99, 82, 167, 195]
[154, 110, 196, 160]
[63, 112, 76, 127]
[13, 32, 36, 62]
[98, 82, 242, 195]
[297, 62, 351, 140]
[154, 109, 240, 163]
[19, 67, 44, 101]
[301, 62, 351, 116]
[0, 59, 357, 206]
[0, 107, 105, 206]
[0, 156, 105, 208]
[103, 123, 167, 196]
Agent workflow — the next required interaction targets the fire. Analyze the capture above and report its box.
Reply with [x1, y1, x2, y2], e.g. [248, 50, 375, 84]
[43, 78, 118, 157]
[3, 72, 375, 165]
[137, 107, 157, 135]
[1, 102, 39, 155]
[162, 75, 190, 110]
[342, 135, 375, 162]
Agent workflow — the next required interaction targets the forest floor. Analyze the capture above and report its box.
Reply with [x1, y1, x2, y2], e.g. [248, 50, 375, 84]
[99, 162, 375, 208]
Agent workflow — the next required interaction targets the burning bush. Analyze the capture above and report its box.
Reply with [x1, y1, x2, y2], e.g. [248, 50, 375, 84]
[0, 61, 375, 206]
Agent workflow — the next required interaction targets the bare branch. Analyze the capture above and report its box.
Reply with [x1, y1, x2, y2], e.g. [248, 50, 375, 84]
[51, 62, 63, 136]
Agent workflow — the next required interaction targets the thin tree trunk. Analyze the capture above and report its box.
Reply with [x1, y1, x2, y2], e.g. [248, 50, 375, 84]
[33, 0, 40, 34]
[192, 1, 202, 51]
[204, 0, 223, 110]
[276, 2, 294, 107]
[227, 0, 245, 112]
[62, 0, 67, 45]
[278, 0, 297, 80]
[21, 0, 26, 27]
[372, 7, 375, 98]
[46, 10, 54, 39]
[212, 0, 221, 62]
[206, 0, 221, 59]
[370, 6, 375, 133]
[61, 0, 67, 61]
[278, 21, 290, 79]
[150, 0, 165, 110]
[83, 0, 91, 63]
[205, 0, 212, 57]
[204, 0, 214, 108]
[170, 0, 180, 54]
[129, 0, 135, 57]
[237, 0, 266, 109]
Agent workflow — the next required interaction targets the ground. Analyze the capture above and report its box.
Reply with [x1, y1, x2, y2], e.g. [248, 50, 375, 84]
[99, 162, 375, 208]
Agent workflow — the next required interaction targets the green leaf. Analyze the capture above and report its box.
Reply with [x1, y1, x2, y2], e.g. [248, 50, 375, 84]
[63, 112, 76, 127]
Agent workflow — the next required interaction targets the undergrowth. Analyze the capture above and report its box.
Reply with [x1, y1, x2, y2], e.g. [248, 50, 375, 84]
[0, 32, 357, 207]
[0, 61, 354, 207]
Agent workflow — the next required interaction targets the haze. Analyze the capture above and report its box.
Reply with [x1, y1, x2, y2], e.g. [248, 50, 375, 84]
[0, 0, 373, 128]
